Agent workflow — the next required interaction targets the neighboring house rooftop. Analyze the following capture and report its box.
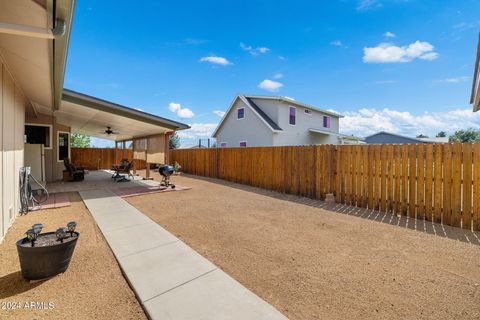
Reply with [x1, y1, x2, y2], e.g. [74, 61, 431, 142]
[212, 94, 342, 137]
[417, 137, 449, 143]
[246, 95, 344, 118]
[365, 131, 436, 144]
[245, 97, 283, 131]
[471, 32, 480, 112]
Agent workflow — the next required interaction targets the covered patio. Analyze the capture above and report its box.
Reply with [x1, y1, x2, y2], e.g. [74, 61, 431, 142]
[25, 89, 189, 183]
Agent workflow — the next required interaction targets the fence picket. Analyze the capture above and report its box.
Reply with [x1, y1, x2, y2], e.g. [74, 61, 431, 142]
[170, 143, 480, 231]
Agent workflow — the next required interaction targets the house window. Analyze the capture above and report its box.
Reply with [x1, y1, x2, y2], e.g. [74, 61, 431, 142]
[25, 124, 52, 149]
[239, 141, 247, 147]
[57, 131, 70, 162]
[237, 108, 245, 119]
[289, 107, 296, 125]
[323, 116, 331, 128]
[304, 109, 311, 115]
[220, 142, 227, 148]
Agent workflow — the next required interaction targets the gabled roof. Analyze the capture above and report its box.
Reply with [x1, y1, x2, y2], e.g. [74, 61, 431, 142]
[471, 32, 480, 112]
[245, 97, 283, 130]
[212, 95, 283, 137]
[212, 94, 342, 137]
[244, 95, 344, 118]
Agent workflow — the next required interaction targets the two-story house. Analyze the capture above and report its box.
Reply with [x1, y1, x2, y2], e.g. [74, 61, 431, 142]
[212, 95, 361, 147]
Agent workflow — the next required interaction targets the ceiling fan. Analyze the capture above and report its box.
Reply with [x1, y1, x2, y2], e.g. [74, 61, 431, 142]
[100, 126, 119, 135]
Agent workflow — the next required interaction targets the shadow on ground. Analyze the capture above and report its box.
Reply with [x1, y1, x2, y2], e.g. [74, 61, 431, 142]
[0, 271, 47, 299]
[186, 174, 480, 246]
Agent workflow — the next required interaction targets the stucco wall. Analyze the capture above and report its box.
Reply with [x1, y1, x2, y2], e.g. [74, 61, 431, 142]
[25, 114, 71, 182]
[273, 101, 340, 146]
[0, 59, 25, 242]
[215, 99, 273, 147]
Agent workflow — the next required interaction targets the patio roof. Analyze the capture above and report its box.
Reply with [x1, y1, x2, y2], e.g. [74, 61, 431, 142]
[57, 89, 190, 141]
[0, 0, 74, 109]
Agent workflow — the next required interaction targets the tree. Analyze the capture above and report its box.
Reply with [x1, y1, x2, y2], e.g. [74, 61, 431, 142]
[169, 132, 181, 149]
[449, 129, 480, 143]
[71, 133, 91, 148]
[416, 134, 429, 138]
[436, 131, 447, 138]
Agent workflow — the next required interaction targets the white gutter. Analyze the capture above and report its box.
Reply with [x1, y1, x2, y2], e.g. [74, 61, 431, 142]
[0, 19, 65, 39]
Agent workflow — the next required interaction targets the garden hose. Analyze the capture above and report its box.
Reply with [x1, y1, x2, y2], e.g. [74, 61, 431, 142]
[19, 167, 49, 214]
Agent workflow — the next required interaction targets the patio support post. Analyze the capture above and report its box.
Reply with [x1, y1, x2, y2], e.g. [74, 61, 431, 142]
[132, 139, 136, 174]
[114, 141, 118, 164]
[165, 131, 173, 164]
[145, 145, 150, 179]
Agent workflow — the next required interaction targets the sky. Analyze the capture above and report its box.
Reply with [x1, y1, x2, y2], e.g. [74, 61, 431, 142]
[64, 0, 480, 147]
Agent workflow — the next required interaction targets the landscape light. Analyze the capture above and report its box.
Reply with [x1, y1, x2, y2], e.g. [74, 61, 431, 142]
[32, 223, 43, 234]
[56, 227, 67, 243]
[67, 221, 77, 236]
[26, 229, 38, 247]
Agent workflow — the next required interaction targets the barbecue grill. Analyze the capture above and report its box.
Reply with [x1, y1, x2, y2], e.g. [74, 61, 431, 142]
[158, 165, 175, 189]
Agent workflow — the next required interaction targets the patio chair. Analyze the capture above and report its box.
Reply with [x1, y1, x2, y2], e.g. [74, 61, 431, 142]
[115, 160, 135, 182]
[111, 158, 129, 179]
[63, 158, 85, 182]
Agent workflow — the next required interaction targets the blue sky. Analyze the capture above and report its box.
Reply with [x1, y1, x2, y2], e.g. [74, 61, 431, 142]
[64, 0, 480, 147]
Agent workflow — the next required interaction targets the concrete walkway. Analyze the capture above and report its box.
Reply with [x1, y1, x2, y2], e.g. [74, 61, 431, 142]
[79, 189, 287, 320]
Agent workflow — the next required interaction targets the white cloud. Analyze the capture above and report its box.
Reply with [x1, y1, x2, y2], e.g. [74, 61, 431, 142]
[330, 40, 343, 47]
[177, 108, 195, 118]
[240, 42, 270, 56]
[363, 41, 439, 63]
[273, 73, 284, 79]
[168, 102, 195, 118]
[340, 107, 480, 138]
[258, 79, 284, 92]
[177, 123, 218, 140]
[357, 0, 383, 11]
[384, 31, 396, 38]
[278, 55, 286, 60]
[199, 56, 232, 66]
[437, 76, 469, 83]
[213, 110, 226, 117]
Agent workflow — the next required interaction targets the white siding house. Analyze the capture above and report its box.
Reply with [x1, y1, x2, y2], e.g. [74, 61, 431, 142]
[212, 95, 361, 147]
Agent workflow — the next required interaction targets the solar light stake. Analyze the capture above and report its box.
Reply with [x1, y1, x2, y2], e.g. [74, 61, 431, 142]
[56, 227, 67, 243]
[26, 229, 38, 247]
[67, 221, 77, 237]
[32, 223, 43, 234]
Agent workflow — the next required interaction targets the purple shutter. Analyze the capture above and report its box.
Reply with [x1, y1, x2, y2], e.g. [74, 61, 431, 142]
[289, 107, 296, 125]
[324, 116, 330, 128]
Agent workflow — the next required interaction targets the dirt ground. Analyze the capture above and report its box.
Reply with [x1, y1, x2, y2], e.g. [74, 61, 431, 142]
[127, 174, 480, 320]
[0, 193, 146, 320]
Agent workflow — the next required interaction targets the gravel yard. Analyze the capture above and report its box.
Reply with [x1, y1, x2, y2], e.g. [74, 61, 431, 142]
[127, 174, 480, 320]
[0, 192, 146, 320]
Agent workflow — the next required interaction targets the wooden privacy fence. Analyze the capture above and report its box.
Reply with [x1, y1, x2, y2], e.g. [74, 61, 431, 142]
[170, 144, 480, 231]
[71, 148, 146, 170]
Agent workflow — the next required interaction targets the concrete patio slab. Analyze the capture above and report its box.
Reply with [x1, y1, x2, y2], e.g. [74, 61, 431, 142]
[79, 185, 287, 320]
[104, 222, 179, 258]
[119, 241, 217, 302]
[144, 269, 288, 320]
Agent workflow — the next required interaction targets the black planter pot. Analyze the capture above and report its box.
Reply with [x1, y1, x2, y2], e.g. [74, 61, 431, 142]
[16, 232, 79, 280]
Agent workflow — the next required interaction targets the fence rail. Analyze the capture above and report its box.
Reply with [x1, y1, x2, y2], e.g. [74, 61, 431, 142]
[71, 148, 146, 170]
[170, 144, 480, 231]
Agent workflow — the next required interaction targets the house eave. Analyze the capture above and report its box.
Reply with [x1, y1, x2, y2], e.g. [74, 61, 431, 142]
[244, 95, 344, 118]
